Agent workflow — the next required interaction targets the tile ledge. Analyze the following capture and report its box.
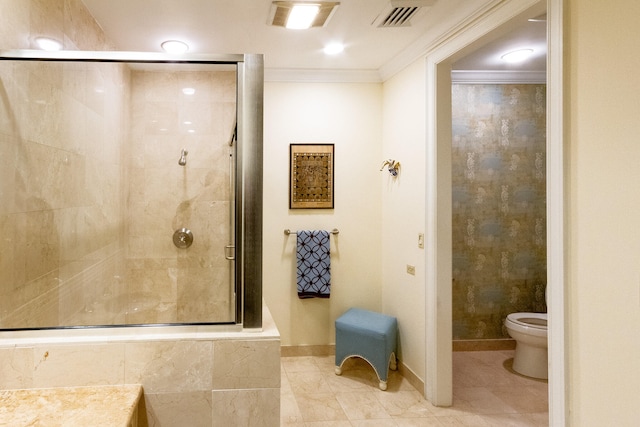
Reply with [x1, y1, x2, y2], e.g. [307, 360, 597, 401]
[0, 384, 143, 427]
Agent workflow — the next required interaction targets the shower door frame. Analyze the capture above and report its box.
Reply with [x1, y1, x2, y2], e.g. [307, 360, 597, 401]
[0, 50, 264, 329]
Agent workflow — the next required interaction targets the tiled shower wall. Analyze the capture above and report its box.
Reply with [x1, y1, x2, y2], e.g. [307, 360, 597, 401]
[451, 84, 547, 340]
[0, 2, 280, 426]
[0, 1, 237, 328]
[126, 69, 237, 324]
[0, 0, 129, 328]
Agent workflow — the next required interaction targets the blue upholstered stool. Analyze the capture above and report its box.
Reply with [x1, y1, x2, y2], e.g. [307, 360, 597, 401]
[334, 308, 398, 390]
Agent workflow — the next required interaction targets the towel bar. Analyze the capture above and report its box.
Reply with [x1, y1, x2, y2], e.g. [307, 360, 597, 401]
[284, 228, 339, 235]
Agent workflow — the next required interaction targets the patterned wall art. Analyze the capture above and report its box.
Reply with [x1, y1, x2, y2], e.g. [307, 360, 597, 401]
[290, 144, 334, 209]
[451, 84, 547, 340]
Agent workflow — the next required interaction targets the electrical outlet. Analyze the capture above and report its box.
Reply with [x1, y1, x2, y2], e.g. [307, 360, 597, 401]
[406, 264, 415, 275]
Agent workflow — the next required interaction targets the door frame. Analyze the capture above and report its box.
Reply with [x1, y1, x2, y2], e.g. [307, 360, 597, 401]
[424, 0, 566, 424]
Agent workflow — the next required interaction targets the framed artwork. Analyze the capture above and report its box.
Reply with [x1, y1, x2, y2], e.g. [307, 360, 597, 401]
[289, 143, 334, 209]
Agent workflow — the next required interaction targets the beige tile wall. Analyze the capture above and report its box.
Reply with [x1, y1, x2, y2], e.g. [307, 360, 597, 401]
[1, 1, 237, 328]
[0, 0, 128, 328]
[0, 2, 280, 425]
[0, 323, 281, 426]
[126, 69, 237, 324]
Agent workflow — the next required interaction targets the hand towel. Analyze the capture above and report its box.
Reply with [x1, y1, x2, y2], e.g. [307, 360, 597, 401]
[296, 230, 331, 299]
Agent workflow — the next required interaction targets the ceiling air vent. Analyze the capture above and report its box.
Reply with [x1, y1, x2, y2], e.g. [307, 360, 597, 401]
[373, 0, 437, 28]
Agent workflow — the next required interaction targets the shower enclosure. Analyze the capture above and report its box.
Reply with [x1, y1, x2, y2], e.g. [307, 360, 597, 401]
[0, 50, 263, 330]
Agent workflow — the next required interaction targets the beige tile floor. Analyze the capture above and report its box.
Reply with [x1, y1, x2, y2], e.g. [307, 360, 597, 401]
[281, 350, 548, 426]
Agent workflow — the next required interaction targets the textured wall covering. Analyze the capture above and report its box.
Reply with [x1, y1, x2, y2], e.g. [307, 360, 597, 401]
[451, 84, 547, 340]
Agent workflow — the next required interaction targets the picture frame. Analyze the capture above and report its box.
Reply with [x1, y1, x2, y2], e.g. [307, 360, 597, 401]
[289, 143, 334, 209]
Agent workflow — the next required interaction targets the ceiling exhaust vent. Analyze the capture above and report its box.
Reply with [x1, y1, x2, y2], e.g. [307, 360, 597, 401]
[269, 2, 340, 28]
[373, 0, 437, 28]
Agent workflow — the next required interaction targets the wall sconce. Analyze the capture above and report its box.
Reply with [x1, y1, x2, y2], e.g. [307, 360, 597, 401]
[380, 159, 400, 177]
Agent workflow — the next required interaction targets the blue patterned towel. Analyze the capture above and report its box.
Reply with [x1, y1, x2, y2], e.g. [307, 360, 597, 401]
[296, 230, 331, 299]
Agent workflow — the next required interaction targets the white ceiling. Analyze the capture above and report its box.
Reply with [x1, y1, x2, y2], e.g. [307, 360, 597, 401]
[81, 0, 546, 80]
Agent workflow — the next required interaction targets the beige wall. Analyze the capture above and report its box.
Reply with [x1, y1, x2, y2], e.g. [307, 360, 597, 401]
[567, 0, 640, 424]
[262, 81, 383, 346]
[380, 59, 427, 380]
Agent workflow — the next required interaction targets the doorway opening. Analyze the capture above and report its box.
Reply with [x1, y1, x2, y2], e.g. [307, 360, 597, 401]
[424, 0, 566, 425]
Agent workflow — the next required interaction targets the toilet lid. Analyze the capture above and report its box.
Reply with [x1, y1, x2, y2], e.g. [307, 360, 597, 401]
[507, 312, 547, 330]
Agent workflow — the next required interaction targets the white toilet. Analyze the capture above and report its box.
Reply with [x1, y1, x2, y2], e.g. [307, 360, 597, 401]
[504, 312, 548, 379]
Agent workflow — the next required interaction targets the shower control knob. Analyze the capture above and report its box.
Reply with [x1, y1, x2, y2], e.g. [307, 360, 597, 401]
[173, 228, 193, 249]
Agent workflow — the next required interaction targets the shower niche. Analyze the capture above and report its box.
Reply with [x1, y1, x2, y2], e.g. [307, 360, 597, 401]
[0, 51, 263, 330]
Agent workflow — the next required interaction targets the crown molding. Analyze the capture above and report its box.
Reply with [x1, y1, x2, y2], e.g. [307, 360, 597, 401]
[451, 70, 546, 84]
[378, 0, 506, 81]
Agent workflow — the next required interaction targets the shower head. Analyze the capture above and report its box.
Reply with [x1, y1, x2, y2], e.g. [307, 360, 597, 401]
[178, 149, 188, 166]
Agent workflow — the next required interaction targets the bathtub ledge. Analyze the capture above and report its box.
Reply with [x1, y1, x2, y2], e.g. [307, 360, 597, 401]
[0, 384, 142, 427]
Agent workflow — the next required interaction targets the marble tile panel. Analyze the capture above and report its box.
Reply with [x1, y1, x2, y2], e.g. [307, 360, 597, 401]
[0, 213, 26, 292]
[280, 389, 304, 424]
[209, 72, 237, 102]
[293, 392, 348, 423]
[393, 419, 443, 427]
[31, 343, 126, 388]
[0, 385, 141, 427]
[474, 413, 548, 426]
[373, 389, 434, 418]
[178, 102, 217, 134]
[436, 414, 495, 426]
[63, 0, 107, 58]
[452, 386, 519, 415]
[176, 72, 217, 102]
[490, 385, 549, 413]
[0, 346, 34, 389]
[211, 388, 280, 427]
[323, 370, 376, 393]
[24, 68, 64, 146]
[124, 340, 213, 393]
[141, 72, 180, 103]
[334, 391, 392, 420]
[300, 422, 351, 427]
[281, 355, 321, 374]
[0, 0, 30, 48]
[145, 391, 212, 427]
[212, 339, 280, 389]
[30, 0, 64, 49]
[287, 371, 333, 395]
[350, 420, 399, 427]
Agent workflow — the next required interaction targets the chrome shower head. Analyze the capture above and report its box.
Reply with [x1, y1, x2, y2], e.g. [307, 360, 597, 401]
[178, 149, 188, 166]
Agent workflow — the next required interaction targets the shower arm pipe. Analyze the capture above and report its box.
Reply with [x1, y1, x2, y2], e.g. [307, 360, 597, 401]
[0, 49, 244, 65]
[284, 229, 339, 235]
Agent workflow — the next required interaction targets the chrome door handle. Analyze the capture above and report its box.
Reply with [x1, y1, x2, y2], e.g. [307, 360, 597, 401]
[225, 245, 235, 260]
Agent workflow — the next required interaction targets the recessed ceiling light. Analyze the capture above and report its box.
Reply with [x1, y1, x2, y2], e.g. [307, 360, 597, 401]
[182, 87, 196, 95]
[269, 2, 340, 29]
[323, 42, 344, 55]
[161, 40, 189, 54]
[501, 48, 534, 63]
[286, 4, 320, 29]
[35, 37, 62, 51]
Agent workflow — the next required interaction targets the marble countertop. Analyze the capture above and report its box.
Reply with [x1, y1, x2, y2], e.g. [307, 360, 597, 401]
[0, 385, 142, 426]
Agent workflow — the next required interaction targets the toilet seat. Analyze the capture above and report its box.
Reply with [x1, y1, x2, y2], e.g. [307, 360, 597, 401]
[507, 312, 547, 329]
[505, 312, 547, 337]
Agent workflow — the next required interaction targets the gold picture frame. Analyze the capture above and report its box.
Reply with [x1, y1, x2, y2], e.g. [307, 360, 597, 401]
[290, 143, 334, 209]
